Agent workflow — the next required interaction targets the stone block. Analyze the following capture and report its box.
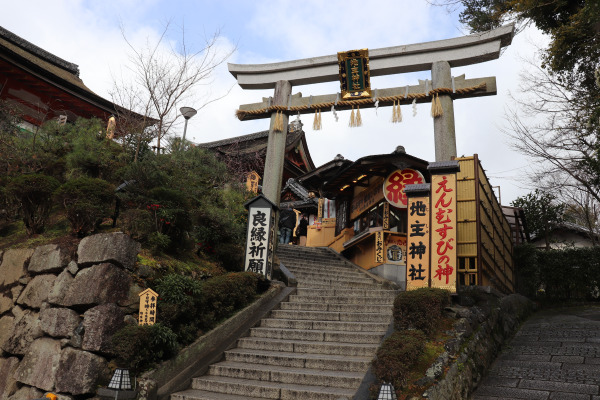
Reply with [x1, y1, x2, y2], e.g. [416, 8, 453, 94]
[7, 385, 43, 400]
[55, 347, 108, 395]
[40, 307, 81, 338]
[82, 303, 124, 353]
[0, 249, 33, 287]
[77, 233, 140, 270]
[1, 309, 43, 355]
[16, 274, 56, 309]
[14, 337, 62, 392]
[66, 260, 78, 275]
[47, 269, 73, 305]
[0, 314, 15, 351]
[0, 356, 19, 399]
[57, 263, 131, 308]
[28, 244, 70, 274]
[118, 283, 144, 312]
[0, 293, 13, 315]
[10, 286, 23, 302]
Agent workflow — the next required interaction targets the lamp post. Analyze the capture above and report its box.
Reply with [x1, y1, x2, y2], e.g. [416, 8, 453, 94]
[179, 106, 197, 150]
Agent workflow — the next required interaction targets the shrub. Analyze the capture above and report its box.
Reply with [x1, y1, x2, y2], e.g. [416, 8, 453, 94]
[6, 173, 60, 235]
[371, 330, 426, 391]
[213, 242, 244, 272]
[55, 177, 114, 235]
[198, 272, 263, 328]
[393, 288, 451, 337]
[110, 323, 178, 373]
[148, 231, 171, 254]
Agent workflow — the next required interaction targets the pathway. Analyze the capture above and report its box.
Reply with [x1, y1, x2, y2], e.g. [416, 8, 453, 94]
[471, 306, 600, 400]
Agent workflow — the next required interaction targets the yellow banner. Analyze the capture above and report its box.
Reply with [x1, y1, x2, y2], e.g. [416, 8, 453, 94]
[406, 196, 430, 290]
[430, 174, 457, 292]
[375, 231, 384, 263]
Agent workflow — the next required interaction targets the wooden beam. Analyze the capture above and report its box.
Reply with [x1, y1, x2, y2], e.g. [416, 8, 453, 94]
[237, 75, 496, 121]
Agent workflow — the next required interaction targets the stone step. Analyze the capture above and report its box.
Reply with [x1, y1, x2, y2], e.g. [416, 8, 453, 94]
[291, 268, 368, 279]
[280, 302, 393, 314]
[293, 273, 374, 285]
[296, 281, 381, 290]
[282, 259, 350, 267]
[249, 327, 385, 344]
[270, 309, 392, 323]
[223, 348, 371, 372]
[260, 318, 390, 332]
[294, 288, 397, 298]
[207, 361, 364, 387]
[288, 294, 395, 305]
[286, 265, 356, 275]
[171, 388, 266, 400]
[236, 337, 380, 357]
[190, 375, 356, 400]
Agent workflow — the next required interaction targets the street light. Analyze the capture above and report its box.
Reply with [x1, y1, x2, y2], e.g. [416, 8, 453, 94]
[179, 106, 197, 150]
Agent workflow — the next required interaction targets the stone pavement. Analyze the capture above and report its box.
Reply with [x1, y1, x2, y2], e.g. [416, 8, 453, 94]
[471, 306, 600, 400]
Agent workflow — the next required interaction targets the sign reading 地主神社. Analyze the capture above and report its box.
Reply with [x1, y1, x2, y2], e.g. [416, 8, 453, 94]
[337, 49, 371, 100]
[244, 194, 276, 279]
[405, 184, 431, 290]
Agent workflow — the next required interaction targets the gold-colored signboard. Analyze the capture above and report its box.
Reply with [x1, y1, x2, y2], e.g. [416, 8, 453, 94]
[337, 49, 371, 99]
[246, 171, 260, 193]
[406, 196, 430, 290]
[375, 231, 384, 263]
[138, 288, 158, 326]
[430, 174, 458, 293]
[350, 177, 384, 220]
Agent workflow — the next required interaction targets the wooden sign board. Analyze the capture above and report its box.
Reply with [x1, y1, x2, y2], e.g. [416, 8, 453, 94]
[138, 288, 158, 326]
[337, 49, 371, 99]
[430, 174, 457, 292]
[406, 196, 430, 290]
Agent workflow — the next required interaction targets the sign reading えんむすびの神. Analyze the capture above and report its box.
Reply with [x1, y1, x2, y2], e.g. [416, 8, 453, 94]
[430, 174, 457, 292]
[138, 288, 158, 326]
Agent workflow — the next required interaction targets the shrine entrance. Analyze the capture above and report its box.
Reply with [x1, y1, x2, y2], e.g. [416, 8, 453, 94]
[235, 25, 516, 293]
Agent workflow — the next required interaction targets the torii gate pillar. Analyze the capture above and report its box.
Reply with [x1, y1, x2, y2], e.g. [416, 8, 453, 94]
[262, 80, 292, 205]
[432, 61, 457, 161]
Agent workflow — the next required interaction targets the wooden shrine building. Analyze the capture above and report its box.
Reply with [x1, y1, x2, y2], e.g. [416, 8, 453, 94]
[0, 26, 146, 131]
[299, 150, 516, 294]
[198, 119, 315, 188]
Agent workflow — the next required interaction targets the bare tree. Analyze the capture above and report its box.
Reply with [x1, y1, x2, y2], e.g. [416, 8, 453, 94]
[503, 57, 600, 207]
[111, 21, 235, 156]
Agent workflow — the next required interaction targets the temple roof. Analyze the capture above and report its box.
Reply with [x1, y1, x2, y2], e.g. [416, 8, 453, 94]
[0, 26, 151, 126]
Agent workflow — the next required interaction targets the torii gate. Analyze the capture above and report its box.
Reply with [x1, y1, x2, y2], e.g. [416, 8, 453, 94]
[229, 24, 514, 206]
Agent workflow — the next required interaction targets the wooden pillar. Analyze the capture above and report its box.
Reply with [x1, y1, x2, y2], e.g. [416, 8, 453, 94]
[262, 80, 292, 206]
[431, 61, 457, 162]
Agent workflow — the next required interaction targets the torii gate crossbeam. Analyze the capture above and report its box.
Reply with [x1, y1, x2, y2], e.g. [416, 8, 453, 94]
[229, 24, 514, 206]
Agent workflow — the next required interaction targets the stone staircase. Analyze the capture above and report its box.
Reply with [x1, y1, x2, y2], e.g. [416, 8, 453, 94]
[171, 244, 397, 400]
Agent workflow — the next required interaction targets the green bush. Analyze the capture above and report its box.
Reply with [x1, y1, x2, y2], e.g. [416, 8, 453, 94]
[213, 242, 244, 272]
[6, 173, 60, 235]
[371, 330, 426, 391]
[393, 288, 451, 337]
[55, 177, 114, 235]
[110, 323, 178, 373]
[198, 272, 261, 327]
[148, 231, 171, 254]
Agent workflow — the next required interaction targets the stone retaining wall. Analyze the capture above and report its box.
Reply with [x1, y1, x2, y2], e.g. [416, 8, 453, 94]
[0, 233, 142, 400]
[421, 291, 535, 400]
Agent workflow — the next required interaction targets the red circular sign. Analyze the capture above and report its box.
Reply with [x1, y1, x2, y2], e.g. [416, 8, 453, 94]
[383, 168, 425, 208]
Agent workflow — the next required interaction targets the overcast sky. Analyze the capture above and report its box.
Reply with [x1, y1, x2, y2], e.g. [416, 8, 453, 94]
[2, 0, 548, 204]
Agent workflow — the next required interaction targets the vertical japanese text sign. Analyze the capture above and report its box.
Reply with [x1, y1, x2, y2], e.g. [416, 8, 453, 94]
[337, 49, 371, 99]
[428, 161, 460, 293]
[404, 184, 431, 290]
[244, 194, 277, 279]
[138, 288, 158, 326]
[375, 231, 384, 263]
